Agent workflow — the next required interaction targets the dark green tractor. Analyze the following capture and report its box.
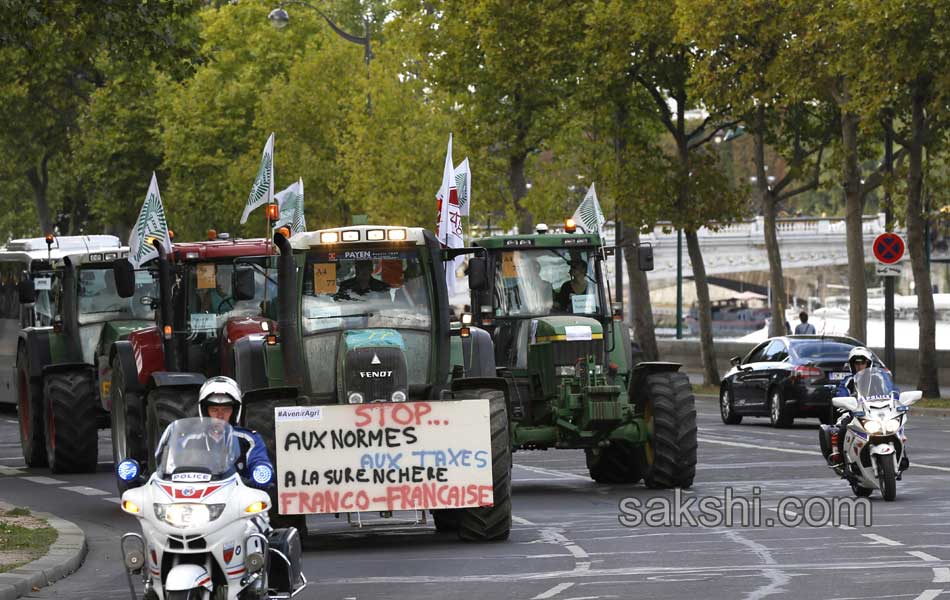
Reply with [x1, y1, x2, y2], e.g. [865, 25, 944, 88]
[468, 228, 697, 488]
[14, 239, 155, 473]
[234, 225, 512, 542]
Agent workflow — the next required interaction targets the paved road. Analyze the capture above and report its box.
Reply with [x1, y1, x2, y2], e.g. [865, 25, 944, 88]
[2, 399, 950, 600]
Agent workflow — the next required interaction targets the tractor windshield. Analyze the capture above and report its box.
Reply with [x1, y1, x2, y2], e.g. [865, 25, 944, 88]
[185, 261, 277, 333]
[300, 248, 433, 393]
[491, 248, 603, 318]
[78, 266, 155, 324]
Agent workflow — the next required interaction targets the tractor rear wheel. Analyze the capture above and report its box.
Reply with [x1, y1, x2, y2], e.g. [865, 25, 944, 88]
[145, 387, 198, 471]
[454, 389, 512, 542]
[43, 370, 99, 474]
[110, 360, 146, 467]
[16, 345, 47, 468]
[586, 441, 644, 484]
[640, 372, 697, 489]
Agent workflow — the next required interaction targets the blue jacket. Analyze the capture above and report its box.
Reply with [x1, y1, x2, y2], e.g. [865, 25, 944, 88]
[233, 426, 273, 490]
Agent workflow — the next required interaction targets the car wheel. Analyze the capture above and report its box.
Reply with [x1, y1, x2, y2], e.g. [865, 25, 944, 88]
[768, 388, 793, 428]
[719, 384, 742, 425]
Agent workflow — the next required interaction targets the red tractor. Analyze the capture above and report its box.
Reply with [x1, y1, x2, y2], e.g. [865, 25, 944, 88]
[109, 237, 278, 470]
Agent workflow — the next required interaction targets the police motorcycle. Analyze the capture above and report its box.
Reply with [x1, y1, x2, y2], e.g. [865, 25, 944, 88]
[116, 417, 307, 599]
[818, 367, 921, 501]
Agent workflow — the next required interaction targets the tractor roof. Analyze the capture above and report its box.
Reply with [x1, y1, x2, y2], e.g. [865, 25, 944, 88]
[0, 235, 125, 265]
[289, 226, 428, 250]
[171, 238, 275, 261]
[473, 232, 603, 249]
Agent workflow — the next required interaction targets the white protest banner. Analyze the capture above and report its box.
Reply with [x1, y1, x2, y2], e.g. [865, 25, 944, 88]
[275, 400, 494, 515]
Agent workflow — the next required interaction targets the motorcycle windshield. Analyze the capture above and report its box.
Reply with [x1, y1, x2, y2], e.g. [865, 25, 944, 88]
[852, 367, 895, 400]
[156, 417, 240, 480]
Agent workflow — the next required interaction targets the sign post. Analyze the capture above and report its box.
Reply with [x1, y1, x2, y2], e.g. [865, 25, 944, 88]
[873, 232, 904, 373]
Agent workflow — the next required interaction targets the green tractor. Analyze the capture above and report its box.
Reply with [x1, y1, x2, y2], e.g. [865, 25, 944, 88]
[8, 235, 156, 473]
[467, 225, 697, 488]
[232, 225, 512, 541]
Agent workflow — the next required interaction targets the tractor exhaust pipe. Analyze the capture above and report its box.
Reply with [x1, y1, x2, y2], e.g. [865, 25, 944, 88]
[153, 240, 178, 372]
[274, 231, 303, 389]
[61, 257, 83, 361]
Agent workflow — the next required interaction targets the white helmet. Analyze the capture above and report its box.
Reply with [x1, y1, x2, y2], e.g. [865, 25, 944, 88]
[198, 376, 242, 425]
[848, 346, 874, 373]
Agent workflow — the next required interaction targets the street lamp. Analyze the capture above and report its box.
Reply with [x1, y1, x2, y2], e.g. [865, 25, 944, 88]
[268, 1, 373, 110]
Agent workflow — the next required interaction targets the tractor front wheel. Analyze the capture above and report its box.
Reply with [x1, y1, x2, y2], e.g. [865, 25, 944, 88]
[145, 387, 198, 471]
[586, 441, 644, 484]
[43, 370, 99, 474]
[640, 372, 697, 489]
[16, 345, 46, 468]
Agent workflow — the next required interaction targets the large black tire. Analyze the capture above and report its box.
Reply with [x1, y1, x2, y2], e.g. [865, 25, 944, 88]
[641, 372, 697, 489]
[110, 359, 146, 467]
[719, 383, 742, 425]
[768, 387, 793, 428]
[16, 345, 47, 467]
[431, 509, 462, 532]
[455, 390, 512, 542]
[585, 441, 644, 484]
[850, 481, 873, 497]
[145, 387, 198, 471]
[878, 455, 897, 501]
[43, 370, 99, 474]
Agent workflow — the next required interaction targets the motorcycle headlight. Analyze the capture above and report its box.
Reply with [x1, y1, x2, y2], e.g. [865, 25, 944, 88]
[862, 419, 883, 435]
[884, 417, 902, 435]
[154, 503, 226, 529]
[555, 366, 575, 377]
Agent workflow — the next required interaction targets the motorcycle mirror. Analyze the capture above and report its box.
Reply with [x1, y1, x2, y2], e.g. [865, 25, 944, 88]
[898, 390, 922, 407]
[17, 278, 35, 304]
[832, 396, 858, 412]
[468, 256, 488, 291]
[233, 267, 256, 301]
[730, 356, 741, 367]
[113, 258, 136, 298]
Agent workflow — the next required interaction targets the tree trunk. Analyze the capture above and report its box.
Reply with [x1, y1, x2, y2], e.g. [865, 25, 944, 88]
[507, 153, 533, 234]
[754, 122, 788, 338]
[685, 230, 719, 384]
[906, 92, 939, 397]
[26, 162, 53, 235]
[624, 228, 659, 361]
[841, 111, 867, 343]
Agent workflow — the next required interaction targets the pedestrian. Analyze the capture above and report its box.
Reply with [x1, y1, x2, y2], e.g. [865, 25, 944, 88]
[794, 311, 816, 335]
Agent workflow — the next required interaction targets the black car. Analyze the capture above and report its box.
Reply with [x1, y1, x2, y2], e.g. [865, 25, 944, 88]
[719, 335, 884, 427]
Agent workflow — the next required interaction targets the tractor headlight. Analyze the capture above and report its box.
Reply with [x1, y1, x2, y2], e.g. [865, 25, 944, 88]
[348, 392, 364, 404]
[154, 503, 225, 529]
[391, 390, 407, 402]
[884, 417, 902, 435]
[861, 419, 883, 435]
[555, 366, 575, 377]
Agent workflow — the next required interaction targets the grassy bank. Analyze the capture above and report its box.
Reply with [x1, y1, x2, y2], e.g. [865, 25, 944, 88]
[0, 507, 57, 574]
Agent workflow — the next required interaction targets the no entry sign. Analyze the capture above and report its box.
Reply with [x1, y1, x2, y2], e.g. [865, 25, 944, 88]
[873, 233, 905, 265]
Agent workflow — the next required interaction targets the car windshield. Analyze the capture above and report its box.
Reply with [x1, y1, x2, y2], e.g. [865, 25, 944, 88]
[156, 417, 240, 480]
[186, 261, 277, 333]
[300, 248, 432, 335]
[78, 266, 155, 324]
[790, 340, 857, 360]
[853, 367, 895, 400]
[492, 248, 602, 317]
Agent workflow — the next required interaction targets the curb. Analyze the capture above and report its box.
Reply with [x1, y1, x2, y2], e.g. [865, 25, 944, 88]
[694, 392, 950, 418]
[0, 505, 87, 600]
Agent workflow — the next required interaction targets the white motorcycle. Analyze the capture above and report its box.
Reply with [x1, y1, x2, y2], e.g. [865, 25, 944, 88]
[116, 417, 307, 599]
[819, 367, 921, 501]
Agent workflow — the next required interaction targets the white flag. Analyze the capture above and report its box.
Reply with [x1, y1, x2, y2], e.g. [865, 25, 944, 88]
[454, 158, 471, 216]
[435, 134, 463, 295]
[240, 132, 275, 224]
[128, 173, 172, 268]
[275, 178, 306, 234]
[572, 182, 606, 240]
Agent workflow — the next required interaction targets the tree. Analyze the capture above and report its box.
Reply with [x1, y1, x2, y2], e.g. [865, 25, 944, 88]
[678, 0, 835, 338]
[395, 0, 585, 233]
[0, 0, 201, 235]
[586, 0, 746, 384]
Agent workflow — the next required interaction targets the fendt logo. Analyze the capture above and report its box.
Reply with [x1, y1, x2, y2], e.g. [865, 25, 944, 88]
[359, 371, 393, 378]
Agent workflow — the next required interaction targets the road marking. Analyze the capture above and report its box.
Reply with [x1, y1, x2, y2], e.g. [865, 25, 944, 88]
[103, 497, 121, 504]
[915, 464, 950, 473]
[19, 476, 66, 485]
[933, 568, 950, 583]
[908, 551, 943, 562]
[913, 590, 943, 600]
[516, 464, 591, 481]
[533, 583, 575, 599]
[513, 515, 538, 526]
[0, 465, 23, 476]
[863, 533, 902, 546]
[62, 485, 110, 496]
